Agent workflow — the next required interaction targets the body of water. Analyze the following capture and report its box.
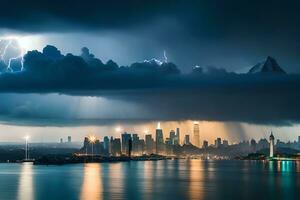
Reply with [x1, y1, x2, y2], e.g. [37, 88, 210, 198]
[0, 160, 299, 200]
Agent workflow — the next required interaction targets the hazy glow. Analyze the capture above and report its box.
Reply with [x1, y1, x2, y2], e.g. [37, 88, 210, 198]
[0, 34, 43, 52]
[115, 126, 122, 133]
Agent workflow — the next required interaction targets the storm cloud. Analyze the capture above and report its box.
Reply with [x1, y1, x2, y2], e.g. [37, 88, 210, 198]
[0, 45, 299, 125]
[1, 0, 300, 73]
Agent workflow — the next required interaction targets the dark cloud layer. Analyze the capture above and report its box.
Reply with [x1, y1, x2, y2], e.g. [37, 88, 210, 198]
[0, 0, 173, 31]
[1, 0, 300, 34]
[1, 0, 300, 73]
[0, 45, 299, 125]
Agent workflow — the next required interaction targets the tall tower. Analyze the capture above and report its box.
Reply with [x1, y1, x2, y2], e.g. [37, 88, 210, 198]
[269, 132, 275, 157]
[156, 122, 164, 154]
[176, 128, 180, 145]
[193, 122, 200, 147]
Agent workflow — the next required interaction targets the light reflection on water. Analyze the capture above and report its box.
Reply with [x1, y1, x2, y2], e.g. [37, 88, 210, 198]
[80, 163, 102, 200]
[189, 160, 204, 200]
[2, 160, 300, 200]
[17, 163, 34, 200]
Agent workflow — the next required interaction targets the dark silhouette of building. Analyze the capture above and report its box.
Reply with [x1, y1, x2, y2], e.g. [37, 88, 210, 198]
[202, 140, 208, 149]
[121, 132, 132, 156]
[250, 139, 257, 152]
[184, 135, 190, 145]
[111, 138, 121, 156]
[169, 130, 176, 145]
[103, 136, 110, 155]
[156, 123, 164, 154]
[176, 128, 180, 145]
[128, 138, 132, 157]
[145, 134, 154, 154]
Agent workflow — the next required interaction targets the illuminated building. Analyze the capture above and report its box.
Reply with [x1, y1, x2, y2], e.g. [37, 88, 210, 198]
[132, 134, 145, 155]
[269, 132, 275, 157]
[193, 122, 200, 147]
[169, 130, 176, 145]
[155, 122, 164, 154]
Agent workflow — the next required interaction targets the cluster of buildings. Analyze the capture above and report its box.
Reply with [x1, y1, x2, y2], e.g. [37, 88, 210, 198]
[60, 136, 72, 143]
[81, 122, 201, 156]
[79, 122, 300, 158]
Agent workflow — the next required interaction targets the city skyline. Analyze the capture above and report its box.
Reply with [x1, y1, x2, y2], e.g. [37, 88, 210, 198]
[1, 1, 300, 199]
[1, 120, 300, 144]
[5, 121, 299, 147]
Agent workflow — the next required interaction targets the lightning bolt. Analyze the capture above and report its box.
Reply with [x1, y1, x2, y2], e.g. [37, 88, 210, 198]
[163, 50, 168, 63]
[143, 50, 169, 66]
[0, 38, 24, 72]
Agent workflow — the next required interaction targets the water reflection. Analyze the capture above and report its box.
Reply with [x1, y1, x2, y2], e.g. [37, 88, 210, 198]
[108, 163, 124, 199]
[80, 163, 102, 200]
[17, 163, 34, 200]
[266, 160, 299, 173]
[143, 161, 153, 200]
[189, 160, 204, 200]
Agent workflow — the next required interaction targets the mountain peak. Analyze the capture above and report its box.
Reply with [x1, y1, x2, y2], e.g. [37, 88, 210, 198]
[248, 56, 286, 74]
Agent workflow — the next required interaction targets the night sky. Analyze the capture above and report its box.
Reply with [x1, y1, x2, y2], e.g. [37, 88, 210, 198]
[0, 0, 300, 142]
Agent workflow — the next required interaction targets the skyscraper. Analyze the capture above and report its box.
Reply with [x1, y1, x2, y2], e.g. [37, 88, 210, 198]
[156, 122, 164, 154]
[193, 122, 200, 147]
[145, 134, 154, 154]
[169, 130, 176, 145]
[215, 138, 222, 148]
[121, 132, 132, 156]
[111, 138, 121, 156]
[176, 128, 180, 145]
[132, 134, 139, 155]
[184, 135, 190, 145]
[269, 132, 275, 157]
[67, 136, 71, 143]
[202, 140, 208, 149]
[103, 136, 110, 155]
[250, 139, 256, 153]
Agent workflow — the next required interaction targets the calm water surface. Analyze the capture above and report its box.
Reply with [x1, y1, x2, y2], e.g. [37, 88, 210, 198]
[0, 160, 299, 200]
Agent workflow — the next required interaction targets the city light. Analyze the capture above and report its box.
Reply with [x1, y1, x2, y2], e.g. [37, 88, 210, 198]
[24, 135, 29, 141]
[88, 135, 96, 143]
[24, 135, 30, 161]
[88, 135, 96, 158]
[157, 122, 161, 129]
[115, 126, 122, 133]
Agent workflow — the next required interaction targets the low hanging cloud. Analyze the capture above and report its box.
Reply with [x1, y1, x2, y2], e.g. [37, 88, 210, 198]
[0, 45, 299, 125]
